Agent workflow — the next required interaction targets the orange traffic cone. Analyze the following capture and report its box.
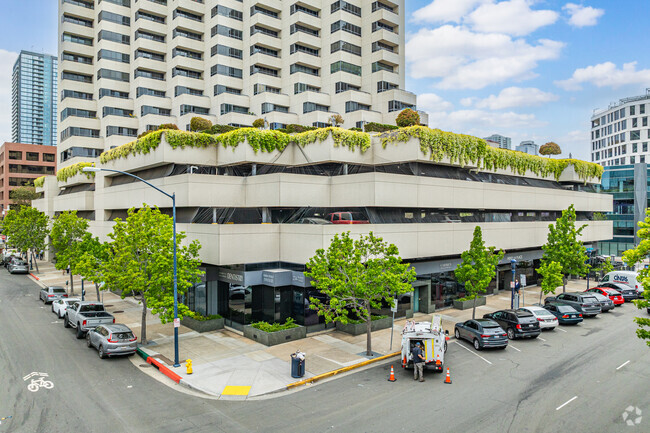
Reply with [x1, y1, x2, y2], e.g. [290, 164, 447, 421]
[388, 365, 396, 382]
[444, 367, 452, 384]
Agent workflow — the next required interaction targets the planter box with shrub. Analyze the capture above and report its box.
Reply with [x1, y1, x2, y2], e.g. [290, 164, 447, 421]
[335, 315, 392, 336]
[453, 296, 487, 310]
[243, 318, 306, 346]
[181, 315, 224, 333]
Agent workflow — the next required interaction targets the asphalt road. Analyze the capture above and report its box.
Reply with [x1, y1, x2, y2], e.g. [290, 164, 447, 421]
[1, 271, 649, 433]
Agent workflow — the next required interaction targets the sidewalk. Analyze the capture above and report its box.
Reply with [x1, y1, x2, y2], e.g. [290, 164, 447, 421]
[28, 260, 594, 400]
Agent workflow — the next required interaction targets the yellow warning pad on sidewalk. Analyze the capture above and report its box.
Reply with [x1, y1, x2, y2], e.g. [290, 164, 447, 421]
[221, 386, 251, 396]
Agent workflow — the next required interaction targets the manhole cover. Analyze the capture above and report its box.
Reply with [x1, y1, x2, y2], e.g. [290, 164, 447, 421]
[139, 364, 152, 368]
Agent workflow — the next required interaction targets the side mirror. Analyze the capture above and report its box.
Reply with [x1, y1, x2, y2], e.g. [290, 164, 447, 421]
[445, 330, 449, 335]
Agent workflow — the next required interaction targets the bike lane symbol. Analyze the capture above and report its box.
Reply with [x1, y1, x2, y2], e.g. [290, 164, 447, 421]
[23, 372, 53, 393]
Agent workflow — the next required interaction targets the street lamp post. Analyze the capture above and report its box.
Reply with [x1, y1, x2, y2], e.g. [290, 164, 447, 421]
[510, 259, 517, 309]
[84, 166, 181, 367]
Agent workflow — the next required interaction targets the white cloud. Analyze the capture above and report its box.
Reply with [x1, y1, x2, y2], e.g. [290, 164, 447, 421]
[472, 87, 559, 109]
[416, 93, 455, 113]
[406, 25, 564, 89]
[468, 0, 559, 36]
[555, 61, 650, 90]
[563, 3, 604, 27]
[0, 49, 18, 144]
[412, 0, 490, 24]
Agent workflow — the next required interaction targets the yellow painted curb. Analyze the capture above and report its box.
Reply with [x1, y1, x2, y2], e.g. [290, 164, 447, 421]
[286, 351, 400, 390]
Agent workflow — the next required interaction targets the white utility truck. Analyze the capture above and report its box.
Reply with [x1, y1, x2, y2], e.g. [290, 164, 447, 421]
[401, 315, 448, 373]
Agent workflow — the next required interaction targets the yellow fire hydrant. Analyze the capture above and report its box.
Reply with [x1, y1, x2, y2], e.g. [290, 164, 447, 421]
[186, 358, 193, 375]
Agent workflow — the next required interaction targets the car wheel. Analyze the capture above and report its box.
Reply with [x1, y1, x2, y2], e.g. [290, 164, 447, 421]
[473, 339, 481, 350]
[454, 328, 461, 340]
[98, 346, 107, 359]
[531, 334, 538, 339]
[507, 328, 515, 340]
[51, 305, 54, 313]
[86, 334, 92, 348]
[444, 341, 448, 353]
[64, 315, 70, 328]
[76, 326, 84, 339]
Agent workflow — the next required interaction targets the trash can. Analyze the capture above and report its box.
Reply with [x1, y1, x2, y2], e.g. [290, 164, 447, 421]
[290, 351, 305, 378]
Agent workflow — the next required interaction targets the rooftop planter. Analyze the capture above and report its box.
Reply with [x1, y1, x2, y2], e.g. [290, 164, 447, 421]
[56, 162, 95, 188]
[294, 127, 372, 166]
[34, 176, 45, 189]
[243, 319, 306, 346]
[215, 128, 292, 166]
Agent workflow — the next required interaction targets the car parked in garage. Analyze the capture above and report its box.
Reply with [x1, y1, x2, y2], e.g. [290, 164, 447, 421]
[52, 297, 80, 318]
[482, 309, 541, 340]
[544, 292, 602, 317]
[519, 306, 558, 330]
[86, 324, 137, 359]
[454, 318, 508, 350]
[39, 286, 68, 304]
[542, 302, 583, 325]
[585, 287, 624, 306]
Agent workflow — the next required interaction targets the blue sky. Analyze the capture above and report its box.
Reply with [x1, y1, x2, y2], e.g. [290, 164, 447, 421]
[0, 0, 648, 160]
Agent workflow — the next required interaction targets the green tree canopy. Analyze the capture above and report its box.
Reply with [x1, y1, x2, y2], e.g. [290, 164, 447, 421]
[622, 209, 650, 347]
[541, 204, 589, 292]
[454, 226, 504, 319]
[1, 207, 49, 272]
[50, 211, 89, 295]
[539, 142, 562, 156]
[101, 204, 202, 344]
[396, 109, 421, 128]
[75, 233, 110, 301]
[305, 231, 416, 355]
[536, 260, 564, 304]
[9, 186, 40, 209]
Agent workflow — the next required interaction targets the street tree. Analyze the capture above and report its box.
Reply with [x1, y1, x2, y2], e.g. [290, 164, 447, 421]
[2, 207, 49, 273]
[622, 209, 650, 347]
[536, 260, 564, 304]
[454, 226, 504, 319]
[75, 233, 110, 301]
[101, 205, 202, 344]
[541, 205, 589, 292]
[50, 211, 89, 295]
[539, 142, 562, 156]
[305, 231, 416, 356]
[9, 186, 40, 208]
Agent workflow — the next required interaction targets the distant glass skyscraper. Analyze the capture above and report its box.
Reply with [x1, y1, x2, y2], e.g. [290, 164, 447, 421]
[11, 51, 58, 146]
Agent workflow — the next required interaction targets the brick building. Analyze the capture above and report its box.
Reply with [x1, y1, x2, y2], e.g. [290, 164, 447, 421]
[0, 142, 56, 212]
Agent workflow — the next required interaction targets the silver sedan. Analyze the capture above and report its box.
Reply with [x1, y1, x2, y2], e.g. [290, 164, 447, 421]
[86, 324, 137, 359]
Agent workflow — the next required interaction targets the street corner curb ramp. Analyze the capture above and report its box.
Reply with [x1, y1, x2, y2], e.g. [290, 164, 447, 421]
[286, 351, 400, 390]
[137, 347, 182, 384]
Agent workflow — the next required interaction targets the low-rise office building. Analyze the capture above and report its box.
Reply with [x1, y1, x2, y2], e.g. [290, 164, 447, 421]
[34, 127, 612, 331]
[516, 140, 539, 155]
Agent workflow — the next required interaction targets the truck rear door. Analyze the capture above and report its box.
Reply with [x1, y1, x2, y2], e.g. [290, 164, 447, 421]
[424, 338, 434, 363]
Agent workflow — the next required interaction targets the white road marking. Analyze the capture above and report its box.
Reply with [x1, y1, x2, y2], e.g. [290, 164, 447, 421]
[453, 341, 492, 365]
[508, 344, 521, 352]
[616, 360, 631, 370]
[557, 328, 567, 333]
[556, 396, 578, 411]
[537, 337, 546, 342]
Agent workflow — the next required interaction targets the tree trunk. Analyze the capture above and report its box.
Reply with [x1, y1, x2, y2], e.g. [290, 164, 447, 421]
[539, 290, 543, 305]
[69, 263, 75, 295]
[562, 275, 567, 293]
[95, 283, 101, 302]
[472, 294, 477, 320]
[140, 295, 148, 344]
[366, 311, 372, 356]
[31, 250, 39, 274]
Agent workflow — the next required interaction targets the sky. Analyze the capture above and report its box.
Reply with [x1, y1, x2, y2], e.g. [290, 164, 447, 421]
[0, 0, 649, 160]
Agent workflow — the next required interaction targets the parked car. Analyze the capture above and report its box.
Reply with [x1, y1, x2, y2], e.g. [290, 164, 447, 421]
[586, 287, 624, 306]
[598, 282, 638, 301]
[52, 297, 80, 318]
[482, 309, 541, 340]
[454, 318, 508, 350]
[296, 217, 333, 225]
[8, 260, 29, 274]
[5, 256, 21, 269]
[586, 292, 615, 312]
[324, 212, 369, 224]
[601, 271, 643, 295]
[86, 324, 137, 359]
[64, 301, 115, 339]
[39, 286, 68, 304]
[519, 306, 558, 330]
[544, 292, 602, 317]
[543, 302, 583, 325]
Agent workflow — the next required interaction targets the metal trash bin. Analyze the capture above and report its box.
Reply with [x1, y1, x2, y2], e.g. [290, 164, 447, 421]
[290, 350, 305, 378]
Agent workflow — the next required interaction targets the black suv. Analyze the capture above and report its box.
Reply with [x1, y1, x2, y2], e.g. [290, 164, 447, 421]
[483, 309, 541, 340]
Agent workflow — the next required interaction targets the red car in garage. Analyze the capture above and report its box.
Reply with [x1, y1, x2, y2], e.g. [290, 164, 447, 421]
[324, 212, 370, 224]
[586, 287, 624, 306]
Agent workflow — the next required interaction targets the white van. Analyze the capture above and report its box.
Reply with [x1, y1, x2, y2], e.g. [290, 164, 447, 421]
[601, 271, 643, 294]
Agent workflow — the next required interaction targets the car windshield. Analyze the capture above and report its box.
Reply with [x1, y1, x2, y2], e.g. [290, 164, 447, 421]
[515, 309, 533, 317]
[52, 288, 66, 294]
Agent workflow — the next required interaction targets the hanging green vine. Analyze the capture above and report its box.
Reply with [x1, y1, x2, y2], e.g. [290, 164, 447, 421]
[34, 176, 46, 188]
[214, 128, 290, 153]
[56, 162, 95, 182]
[295, 127, 371, 152]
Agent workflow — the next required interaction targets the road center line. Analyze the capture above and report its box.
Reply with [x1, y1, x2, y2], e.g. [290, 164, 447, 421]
[616, 360, 630, 370]
[453, 341, 492, 365]
[508, 344, 521, 352]
[556, 396, 578, 411]
[537, 337, 546, 342]
[556, 328, 567, 333]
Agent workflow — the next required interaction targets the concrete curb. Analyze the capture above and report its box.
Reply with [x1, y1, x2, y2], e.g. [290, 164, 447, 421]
[147, 357, 182, 384]
[286, 351, 400, 390]
[29, 273, 40, 280]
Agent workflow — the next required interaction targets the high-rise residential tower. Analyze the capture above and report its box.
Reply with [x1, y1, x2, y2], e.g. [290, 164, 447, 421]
[11, 51, 58, 146]
[483, 134, 511, 150]
[58, 0, 426, 166]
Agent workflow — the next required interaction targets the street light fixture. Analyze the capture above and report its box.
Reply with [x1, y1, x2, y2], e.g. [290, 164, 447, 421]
[83, 166, 181, 367]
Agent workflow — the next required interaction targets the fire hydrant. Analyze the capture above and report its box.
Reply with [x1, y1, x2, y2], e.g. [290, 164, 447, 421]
[186, 359, 193, 375]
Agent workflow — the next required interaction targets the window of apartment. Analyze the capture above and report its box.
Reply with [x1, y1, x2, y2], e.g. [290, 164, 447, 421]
[633, 118, 638, 128]
[250, 64, 279, 77]
[641, 105, 646, 114]
[303, 102, 329, 114]
[9, 165, 54, 175]
[295, 83, 321, 94]
[631, 130, 641, 140]
[172, 48, 201, 60]
[106, 126, 137, 137]
[254, 84, 280, 95]
[103, 107, 133, 117]
[250, 45, 278, 57]
[135, 69, 165, 81]
[261, 103, 288, 114]
[372, 21, 395, 33]
[335, 82, 361, 93]
[135, 49, 165, 62]
[135, 30, 165, 43]
[633, 143, 638, 153]
[98, 30, 130, 45]
[331, 20, 361, 36]
[631, 156, 636, 164]
[291, 43, 320, 57]
[212, 25, 243, 40]
[211, 64, 242, 78]
[331, 1, 361, 16]
[377, 81, 398, 93]
[180, 105, 209, 116]
[215, 85, 242, 96]
[60, 127, 100, 142]
[172, 67, 202, 79]
[372, 61, 394, 73]
[175, 86, 203, 97]
[388, 100, 415, 112]
[291, 63, 319, 76]
[212, 45, 243, 59]
[135, 11, 165, 24]
[62, 71, 92, 83]
[62, 33, 93, 46]
[211, 5, 243, 20]
[251, 5, 279, 18]
[173, 8, 203, 22]
[141, 106, 171, 116]
[25, 152, 39, 162]
[250, 25, 279, 38]
[61, 108, 97, 120]
[98, 49, 130, 63]
[43, 153, 55, 162]
[97, 69, 130, 82]
[372, 41, 395, 53]
[644, 142, 648, 152]
[331, 41, 361, 56]
[62, 52, 93, 65]
[8, 151, 22, 160]
[345, 101, 371, 113]
[137, 87, 166, 98]
[631, 105, 636, 116]
[62, 0, 93, 9]
[290, 23, 319, 37]
[290, 3, 319, 17]
[372, 1, 396, 13]
[62, 14, 93, 28]
[220, 104, 249, 115]
[620, 107, 626, 118]
[173, 28, 202, 41]
[99, 88, 129, 99]
[101, 0, 131, 7]
[98, 11, 130, 26]
[60, 147, 101, 163]
[331, 61, 361, 76]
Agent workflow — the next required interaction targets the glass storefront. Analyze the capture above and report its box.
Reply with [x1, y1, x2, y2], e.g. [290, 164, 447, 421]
[429, 271, 466, 309]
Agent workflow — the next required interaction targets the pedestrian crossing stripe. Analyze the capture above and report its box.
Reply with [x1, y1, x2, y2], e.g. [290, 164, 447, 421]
[221, 385, 251, 396]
